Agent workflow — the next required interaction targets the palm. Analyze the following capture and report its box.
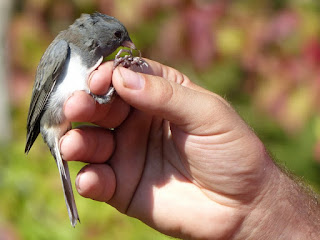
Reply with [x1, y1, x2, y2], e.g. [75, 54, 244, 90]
[108, 104, 267, 238]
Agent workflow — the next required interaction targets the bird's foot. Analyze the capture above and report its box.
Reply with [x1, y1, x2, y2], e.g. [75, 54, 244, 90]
[113, 49, 148, 70]
[90, 85, 115, 104]
[92, 49, 147, 105]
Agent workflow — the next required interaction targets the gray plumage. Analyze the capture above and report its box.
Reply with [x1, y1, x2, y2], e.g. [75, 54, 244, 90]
[25, 12, 135, 227]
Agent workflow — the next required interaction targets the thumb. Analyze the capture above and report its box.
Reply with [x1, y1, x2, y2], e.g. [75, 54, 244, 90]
[112, 65, 235, 135]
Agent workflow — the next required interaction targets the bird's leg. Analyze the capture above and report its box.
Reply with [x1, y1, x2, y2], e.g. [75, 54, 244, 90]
[114, 48, 132, 61]
[91, 48, 148, 105]
[90, 86, 115, 105]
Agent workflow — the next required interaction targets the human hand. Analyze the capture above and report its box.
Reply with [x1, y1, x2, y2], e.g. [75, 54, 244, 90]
[60, 59, 319, 239]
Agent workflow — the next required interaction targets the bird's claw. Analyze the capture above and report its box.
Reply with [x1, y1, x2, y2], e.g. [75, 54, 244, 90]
[93, 48, 147, 105]
[113, 48, 148, 70]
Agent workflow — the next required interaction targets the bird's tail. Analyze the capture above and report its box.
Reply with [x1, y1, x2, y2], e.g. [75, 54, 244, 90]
[52, 139, 80, 227]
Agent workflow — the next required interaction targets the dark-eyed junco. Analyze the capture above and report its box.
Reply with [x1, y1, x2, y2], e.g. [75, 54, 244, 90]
[25, 12, 142, 227]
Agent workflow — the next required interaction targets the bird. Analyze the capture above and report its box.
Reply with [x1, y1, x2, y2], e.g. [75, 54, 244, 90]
[25, 12, 137, 227]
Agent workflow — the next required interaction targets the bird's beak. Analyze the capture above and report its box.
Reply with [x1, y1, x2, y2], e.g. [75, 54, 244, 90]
[121, 40, 136, 50]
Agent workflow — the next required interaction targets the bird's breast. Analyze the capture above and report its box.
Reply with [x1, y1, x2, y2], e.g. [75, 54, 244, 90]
[46, 53, 93, 124]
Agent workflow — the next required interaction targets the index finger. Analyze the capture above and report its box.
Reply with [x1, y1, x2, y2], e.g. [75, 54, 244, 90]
[64, 61, 130, 128]
[89, 59, 210, 96]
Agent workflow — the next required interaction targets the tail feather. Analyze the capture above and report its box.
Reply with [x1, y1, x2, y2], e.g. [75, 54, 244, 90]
[53, 140, 80, 227]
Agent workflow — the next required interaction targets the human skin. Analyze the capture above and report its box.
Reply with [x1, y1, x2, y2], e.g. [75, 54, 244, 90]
[60, 59, 320, 239]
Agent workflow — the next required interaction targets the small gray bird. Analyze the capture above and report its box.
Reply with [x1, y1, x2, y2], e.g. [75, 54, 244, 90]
[25, 13, 136, 227]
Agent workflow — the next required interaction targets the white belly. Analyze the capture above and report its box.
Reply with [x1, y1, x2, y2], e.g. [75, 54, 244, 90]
[46, 53, 103, 121]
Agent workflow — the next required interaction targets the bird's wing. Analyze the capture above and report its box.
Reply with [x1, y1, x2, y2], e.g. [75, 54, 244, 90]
[25, 39, 69, 153]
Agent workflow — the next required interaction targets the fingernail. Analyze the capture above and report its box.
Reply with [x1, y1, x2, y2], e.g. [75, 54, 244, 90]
[89, 70, 105, 94]
[76, 173, 81, 191]
[88, 70, 97, 89]
[118, 67, 144, 90]
[59, 135, 68, 156]
[59, 131, 73, 155]
[76, 168, 85, 192]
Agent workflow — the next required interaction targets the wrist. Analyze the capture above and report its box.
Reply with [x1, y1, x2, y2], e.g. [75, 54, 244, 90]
[236, 161, 320, 239]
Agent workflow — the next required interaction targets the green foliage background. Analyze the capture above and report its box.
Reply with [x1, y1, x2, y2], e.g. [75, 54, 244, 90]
[2, 0, 320, 239]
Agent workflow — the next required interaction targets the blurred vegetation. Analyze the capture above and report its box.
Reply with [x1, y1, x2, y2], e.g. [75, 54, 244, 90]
[2, 0, 320, 239]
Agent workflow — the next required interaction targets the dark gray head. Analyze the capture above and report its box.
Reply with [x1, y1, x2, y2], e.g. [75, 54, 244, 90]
[69, 12, 135, 57]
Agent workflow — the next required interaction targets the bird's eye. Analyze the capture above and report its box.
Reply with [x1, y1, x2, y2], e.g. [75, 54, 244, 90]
[114, 31, 122, 39]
